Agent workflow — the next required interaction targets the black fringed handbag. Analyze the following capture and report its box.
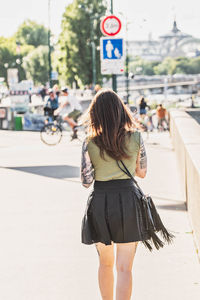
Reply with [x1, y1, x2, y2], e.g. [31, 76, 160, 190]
[117, 160, 174, 251]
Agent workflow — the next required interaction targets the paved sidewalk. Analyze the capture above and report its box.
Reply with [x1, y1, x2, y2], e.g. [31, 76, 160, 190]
[133, 132, 200, 299]
[0, 130, 199, 299]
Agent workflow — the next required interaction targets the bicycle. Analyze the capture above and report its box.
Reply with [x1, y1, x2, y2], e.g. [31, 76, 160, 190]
[40, 112, 85, 146]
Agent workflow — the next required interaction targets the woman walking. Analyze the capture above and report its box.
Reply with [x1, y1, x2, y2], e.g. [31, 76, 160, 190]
[81, 89, 148, 300]
[139, 96, 148, 116]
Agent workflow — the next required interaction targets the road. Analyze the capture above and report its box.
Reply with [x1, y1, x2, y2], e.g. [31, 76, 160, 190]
[0, 130, 199, 300]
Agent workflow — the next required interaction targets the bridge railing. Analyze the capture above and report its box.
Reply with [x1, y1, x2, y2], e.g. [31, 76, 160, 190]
[170, 109, 200, 254]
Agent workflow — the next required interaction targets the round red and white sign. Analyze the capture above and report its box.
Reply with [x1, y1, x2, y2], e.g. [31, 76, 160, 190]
[100, 15, 122, 36]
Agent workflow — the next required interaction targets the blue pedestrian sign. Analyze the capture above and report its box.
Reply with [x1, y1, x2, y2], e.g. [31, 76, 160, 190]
[102, 38, 123, 59]
[100, 37, 124, 74]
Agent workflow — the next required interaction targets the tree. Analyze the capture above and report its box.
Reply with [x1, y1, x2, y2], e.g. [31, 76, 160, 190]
[187, 57, 200, 74]
[15, 20, 48, 47]
[174, 57, 190, 74]
[154, 56, 200, 75]
[22, 46, 49, 85]
[0, 20, 50, 85]
[0, 39, 15, 82]
[0, 37, 33, 84]
[129, 57, 159, 76]
[57, 0, 107, 87]
[129, 55, 200, 76]
[154, 57, 177, 75]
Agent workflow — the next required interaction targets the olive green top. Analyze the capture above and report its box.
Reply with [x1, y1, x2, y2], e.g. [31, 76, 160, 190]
[87, 131, 141, 181]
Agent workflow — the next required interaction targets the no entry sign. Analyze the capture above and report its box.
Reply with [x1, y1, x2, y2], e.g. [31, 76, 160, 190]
[100, 15, 122, 36]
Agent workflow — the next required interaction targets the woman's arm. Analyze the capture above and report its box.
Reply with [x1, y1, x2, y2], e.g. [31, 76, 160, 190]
[135, 134, 147, 178]
[60, 100, 69, 109]
[54, 100, 69, 115]
[81, 139, 94, 188]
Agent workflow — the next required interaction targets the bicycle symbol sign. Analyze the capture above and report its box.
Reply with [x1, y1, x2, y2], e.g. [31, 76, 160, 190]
[100, 15, 122, 36]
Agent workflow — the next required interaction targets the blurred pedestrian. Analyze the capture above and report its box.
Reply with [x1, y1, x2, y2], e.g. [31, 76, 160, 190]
[53, 84, 60, 97]
[39, 86, 46, 101]
[44, 89, 59, 121]
[94, 84, 101, 94]
[190, 95, 195, 108]
[81, 89, 148, 300]
[139, 96, 149, 116]
[156, 104, 168, 130]
[147, 108, 155, 131]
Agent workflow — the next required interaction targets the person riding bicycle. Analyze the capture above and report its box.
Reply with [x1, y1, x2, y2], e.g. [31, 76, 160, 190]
[54, 87, 82, 139]
[44, 89, 59, 121]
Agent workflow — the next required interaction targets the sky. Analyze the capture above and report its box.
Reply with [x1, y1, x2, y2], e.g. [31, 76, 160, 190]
[0, 0, 200, 41]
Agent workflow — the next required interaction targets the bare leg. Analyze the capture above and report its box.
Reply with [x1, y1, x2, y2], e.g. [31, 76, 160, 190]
[63, 115, 77, 129]
[163, 118, 169, 130]
[96, 242, 114, 300]
[116, 242, 138, 300]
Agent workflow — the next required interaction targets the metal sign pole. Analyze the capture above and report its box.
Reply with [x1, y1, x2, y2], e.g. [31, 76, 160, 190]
[125, 22, 129, 104]
[125, 45, 129, 103]
[90, 17, 96, 88]
[111, 0, 117, 92]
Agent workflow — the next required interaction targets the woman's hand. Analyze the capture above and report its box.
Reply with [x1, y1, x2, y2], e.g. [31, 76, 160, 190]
[54, 108, 60, 116]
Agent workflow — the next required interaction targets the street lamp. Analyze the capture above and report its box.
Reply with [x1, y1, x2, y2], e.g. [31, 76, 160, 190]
[78, 4, 103, 88]
[16, 58, 21, 65]
[90, 14, 102, 88]
[110, 0, 117, 92]
[48, 0, 52, 88]
[118, 12, 131, 103]
[125, 21, 132, 104]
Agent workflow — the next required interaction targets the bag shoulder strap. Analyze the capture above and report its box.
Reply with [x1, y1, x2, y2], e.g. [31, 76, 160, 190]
[116, 160, 137, 184]
[116, 160, 145, 196]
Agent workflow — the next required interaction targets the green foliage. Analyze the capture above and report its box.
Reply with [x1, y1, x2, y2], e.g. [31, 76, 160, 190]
[15, 20, 48, 47]
[22, 46, 49, 85]
[0, 19, 49, 85]
[57, 0, 106, 86]
[154, 57, 177, 75]
[187, 57, 200, 74]
[129, 55, 200, 76]
[0, 45, 15, 82]
[129, 57, 159, 75]
[15, 20, 49, 84]
[0, 37, 30, 83]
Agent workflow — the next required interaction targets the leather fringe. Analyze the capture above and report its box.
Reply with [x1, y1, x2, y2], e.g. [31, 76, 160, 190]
[140, 196, 174, 251]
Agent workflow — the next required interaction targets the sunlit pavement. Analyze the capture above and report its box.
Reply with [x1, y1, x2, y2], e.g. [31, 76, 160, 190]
[0, 130, 200, 300]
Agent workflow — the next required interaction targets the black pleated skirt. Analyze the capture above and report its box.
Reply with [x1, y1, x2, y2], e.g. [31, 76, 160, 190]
[81, 179, 150, 245]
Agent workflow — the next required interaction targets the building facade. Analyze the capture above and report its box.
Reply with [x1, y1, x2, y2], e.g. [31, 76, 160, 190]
[128, 21, 200, 61]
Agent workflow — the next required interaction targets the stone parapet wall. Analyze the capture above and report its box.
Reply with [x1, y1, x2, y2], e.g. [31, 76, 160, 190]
[170, 110, 200, 253]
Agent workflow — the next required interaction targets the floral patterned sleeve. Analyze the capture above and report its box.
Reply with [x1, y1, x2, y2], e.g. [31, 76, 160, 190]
[81, 139, 94, 188]
[139, 134, 147, 169]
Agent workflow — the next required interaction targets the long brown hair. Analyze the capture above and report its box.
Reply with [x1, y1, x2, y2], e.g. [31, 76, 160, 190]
[86, 89, 135, 160]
